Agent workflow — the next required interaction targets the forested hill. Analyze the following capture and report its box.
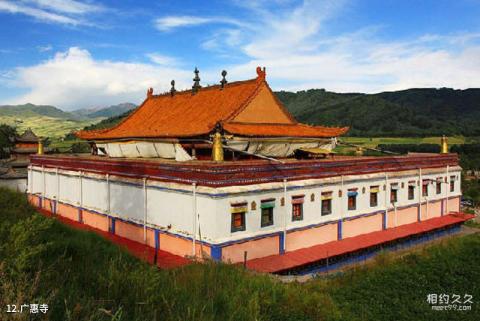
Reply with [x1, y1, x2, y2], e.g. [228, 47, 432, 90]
[276, 88, 480, 137]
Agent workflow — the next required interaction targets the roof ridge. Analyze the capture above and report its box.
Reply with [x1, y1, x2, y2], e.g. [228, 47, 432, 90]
[150, 77, 259, 99]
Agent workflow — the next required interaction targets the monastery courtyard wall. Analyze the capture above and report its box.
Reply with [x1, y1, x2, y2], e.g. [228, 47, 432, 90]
[27, 160, 461, 263]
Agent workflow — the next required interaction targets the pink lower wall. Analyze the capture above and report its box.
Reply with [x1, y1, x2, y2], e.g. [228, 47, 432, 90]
[222, 235, 279, 263]
[42, 198, 55, 213]
[448, 196, 460, 213]
[57, 202, 79, 222]
[286, 223, 338, 252]
[159, 233, 210, 258]
[82, 210, 109, 232]
[387, 206, 418, 228]
[115, 219, 155, 246]
[343, 213, 383, 239]
[428, 200, 442, 218]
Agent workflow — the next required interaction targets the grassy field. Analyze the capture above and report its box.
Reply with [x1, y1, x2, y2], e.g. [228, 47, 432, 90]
[341, 136, 467, 148]
[0, 187, 479, 321]
[0, 115, 103, 139]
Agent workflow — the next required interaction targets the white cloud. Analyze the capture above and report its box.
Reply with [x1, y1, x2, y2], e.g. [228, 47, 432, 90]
[7, 47, 192, 109]
[146, 53, 178, 66]
[173, 0, 480, 93]
[154, 15, 245, 32]
[0, 0, 102, 26]
[23, 0, 103, 15]
[37, 44, 52, 52]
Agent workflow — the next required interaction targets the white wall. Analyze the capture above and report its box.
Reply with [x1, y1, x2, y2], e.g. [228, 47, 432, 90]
[28, 166, 462, 244]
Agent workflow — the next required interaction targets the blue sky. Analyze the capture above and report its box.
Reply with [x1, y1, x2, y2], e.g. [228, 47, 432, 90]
[0, 0, 479, 110]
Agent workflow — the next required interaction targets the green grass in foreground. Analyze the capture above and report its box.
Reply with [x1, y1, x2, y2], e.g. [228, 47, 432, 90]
[0, 188, 479, 321]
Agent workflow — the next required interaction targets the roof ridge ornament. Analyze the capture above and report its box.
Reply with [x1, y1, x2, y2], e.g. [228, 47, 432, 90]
[170, 80, 176, 97]
[256, 66, 266, 80]
[220, 70, 228, 89]
[147, 87, 153, 98]
[192, 67, 201, 94]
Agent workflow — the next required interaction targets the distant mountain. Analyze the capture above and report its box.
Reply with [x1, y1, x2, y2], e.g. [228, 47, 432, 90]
[73, 103, 136, 119]
[0, 103, 101, 138]
[0, 103, 81, 120]
[276, 88, 480, 136]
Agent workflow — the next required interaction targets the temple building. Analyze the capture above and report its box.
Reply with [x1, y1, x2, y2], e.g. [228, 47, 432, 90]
[27, 67, 471, 273]
[0, 128, 49, 192]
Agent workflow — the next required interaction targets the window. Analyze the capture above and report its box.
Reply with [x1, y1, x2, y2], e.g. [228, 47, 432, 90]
[450, 175, 455, 192]
[260, 199, 275, 227]
[321, 192, 332, 216]
[231, 203, 247, 232]
[347, 189, 357, 210]
[390, 184, 398, 204]
[370, 186, 379, 207]
[292, 195, 304, 221]
[422, 181, 429, 197]
[436, 179, 442, 194]
[408, 184, 415, 200]
[231, 212, 246, 232]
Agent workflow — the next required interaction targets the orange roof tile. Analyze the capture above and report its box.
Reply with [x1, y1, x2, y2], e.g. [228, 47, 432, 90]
[76, 67, 348, 140]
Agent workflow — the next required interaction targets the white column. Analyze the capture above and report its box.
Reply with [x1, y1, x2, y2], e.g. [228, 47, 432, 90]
[56, 168, 59, 201]
[283, 179, 287, 252]
[79, 171, 83, 209]
[418, 168, 422, 221]
[42, 165, 45, 198]
[385, 173, 389, 227]
[143, 177, 148, 243]
[106, 174, 110, 214]
[27, 165, 31, 193]
[192, 182, 197, 257]
[446, 165, 449, 214]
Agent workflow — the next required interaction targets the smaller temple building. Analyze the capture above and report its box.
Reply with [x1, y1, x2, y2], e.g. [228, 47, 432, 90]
[26, 67, 472, 273]
[0, 128, 49, 192]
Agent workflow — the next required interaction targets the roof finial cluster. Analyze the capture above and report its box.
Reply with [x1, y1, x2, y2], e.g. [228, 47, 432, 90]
[192, 67, 201, 94]
[147, 87, 153, 98]
[170, 80, 176, 97]
[256, 66, 266, 80]
[220, 70, 228, 89]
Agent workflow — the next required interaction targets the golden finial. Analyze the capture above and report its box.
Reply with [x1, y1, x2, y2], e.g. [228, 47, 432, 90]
[440, 135, 448, 154]
[37, 138, 44, 155]
[212, 123, 224, 161]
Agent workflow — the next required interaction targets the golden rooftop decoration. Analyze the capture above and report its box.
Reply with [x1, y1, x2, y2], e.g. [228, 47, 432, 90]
[440, 135, 448, 154]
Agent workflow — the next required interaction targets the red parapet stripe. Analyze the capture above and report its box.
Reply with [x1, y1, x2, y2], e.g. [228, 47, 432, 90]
[30, 154, 459, 188]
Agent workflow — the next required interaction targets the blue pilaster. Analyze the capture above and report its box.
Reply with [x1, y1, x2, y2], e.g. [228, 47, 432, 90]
[110, 217, 116, 234]
[154, 230, 160, 250]
[441, 199, 444, 216]
[382, 212, 387, 230]
[279, 232, 285, 254]
[337, 219, 343, 240]
[78, 208, 83, 223]
[210, 245, 222, 261]
[417, 205, 421, 222]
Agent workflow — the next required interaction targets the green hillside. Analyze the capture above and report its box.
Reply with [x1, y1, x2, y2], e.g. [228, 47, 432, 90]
[276, 88, 480, 137]
[0, 103, 135, 139]
[0, 103, 81, 120]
